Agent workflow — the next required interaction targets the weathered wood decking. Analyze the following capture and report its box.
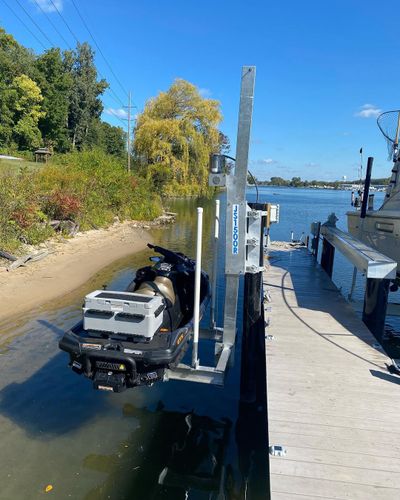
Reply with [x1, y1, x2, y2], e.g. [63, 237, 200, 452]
[264, 243, 400, 500]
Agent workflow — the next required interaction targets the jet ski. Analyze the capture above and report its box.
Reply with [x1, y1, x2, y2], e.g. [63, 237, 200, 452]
[59, 244, 210, 392]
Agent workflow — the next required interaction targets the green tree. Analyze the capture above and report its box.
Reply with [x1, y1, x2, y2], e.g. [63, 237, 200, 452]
[290, 176, 302, 187]
[85, 120, 126, 156]
[35, 48, 73, 152]
[0, 28, 37, 85]
[134, 79, 222, 195]
[9, 74, 45, 150]
[68, 43, 108, 150]
[0, 28, 39, 149]
[270, 176, 288, 186]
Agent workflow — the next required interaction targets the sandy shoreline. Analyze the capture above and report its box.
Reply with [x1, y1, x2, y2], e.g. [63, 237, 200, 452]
[0, 221, 152, 323]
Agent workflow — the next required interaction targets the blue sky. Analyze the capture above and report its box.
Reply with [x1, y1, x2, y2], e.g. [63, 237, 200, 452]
[0, 0, 398, 181]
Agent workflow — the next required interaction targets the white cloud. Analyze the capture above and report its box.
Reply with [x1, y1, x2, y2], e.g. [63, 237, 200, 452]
[104, 108, 128, 119]
[198, 88, 211, 97]
[355, 104, 382, 119]
[250, 158, 279, 167]
[304, 162, 319, 167]
[31, 0, 63, 13]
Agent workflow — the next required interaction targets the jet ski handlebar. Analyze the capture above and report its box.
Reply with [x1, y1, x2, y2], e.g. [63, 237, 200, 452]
[147, 243, 194, 267]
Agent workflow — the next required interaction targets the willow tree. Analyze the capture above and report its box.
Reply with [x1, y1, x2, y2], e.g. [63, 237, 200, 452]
[134, 79, 222, 195]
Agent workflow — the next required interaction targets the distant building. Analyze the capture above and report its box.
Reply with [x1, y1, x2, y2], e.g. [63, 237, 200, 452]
[34, 147, 52, 163]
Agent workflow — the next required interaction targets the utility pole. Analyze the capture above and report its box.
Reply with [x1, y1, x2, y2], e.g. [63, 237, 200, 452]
[123, 91, 134, 173]
[127, 91, 131, 172]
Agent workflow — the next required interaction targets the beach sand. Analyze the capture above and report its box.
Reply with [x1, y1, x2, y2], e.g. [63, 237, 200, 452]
[0, 221, 152, 323]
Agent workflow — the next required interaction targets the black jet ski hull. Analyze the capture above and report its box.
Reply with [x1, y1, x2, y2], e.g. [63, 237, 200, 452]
[59, 258, 210, 392]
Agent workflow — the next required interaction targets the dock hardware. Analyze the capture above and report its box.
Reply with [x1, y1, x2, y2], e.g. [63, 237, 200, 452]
[269, 445, 287, 457]
[166, 66, 259, 386]
[312, 211, 397, 339]
[165, 66, 278, 387]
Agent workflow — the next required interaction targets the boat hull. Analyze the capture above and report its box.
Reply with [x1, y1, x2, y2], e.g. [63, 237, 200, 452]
[59, 244, 211, 392]
[347, 210, 400, 272]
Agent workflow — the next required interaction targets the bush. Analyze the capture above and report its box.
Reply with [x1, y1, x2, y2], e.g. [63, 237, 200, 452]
[0, 149, 162, 252]
[44, 191, 82, 220]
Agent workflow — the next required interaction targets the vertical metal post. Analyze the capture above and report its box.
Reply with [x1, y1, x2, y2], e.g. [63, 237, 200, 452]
[368, 194, 374, 211]
[321, 238, 335, 278]
[223, 66, 256, 347]
[312, 222, 321, 259]
[127, 91, 131, 172]
[238, 202, 270, 498]
[360, 157, 374, 219]
[191, 207, 203, 368]
[210, 199, 220, 329]
[349, 157, 374, 300]
[241, 202, 267, 401]
[362, 278, 390, 339]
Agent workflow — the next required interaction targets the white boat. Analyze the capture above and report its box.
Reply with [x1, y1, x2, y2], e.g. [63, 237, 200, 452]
[347, 110, 400, 274]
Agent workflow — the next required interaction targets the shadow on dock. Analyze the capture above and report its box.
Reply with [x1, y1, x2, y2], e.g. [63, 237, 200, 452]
[268, 246, 387, 370]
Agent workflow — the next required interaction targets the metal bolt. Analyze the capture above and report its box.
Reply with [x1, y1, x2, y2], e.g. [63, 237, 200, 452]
[264, 290, 272, 302]
[247, 237, 258, 246]
[269, 445, 287, 457]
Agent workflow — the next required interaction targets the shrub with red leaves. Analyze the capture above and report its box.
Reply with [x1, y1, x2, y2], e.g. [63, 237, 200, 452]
[11, 204, 38, 229]
[45, 191, 82, 220]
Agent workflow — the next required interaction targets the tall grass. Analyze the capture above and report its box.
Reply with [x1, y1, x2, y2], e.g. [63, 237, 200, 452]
[0, 150, 162, 253]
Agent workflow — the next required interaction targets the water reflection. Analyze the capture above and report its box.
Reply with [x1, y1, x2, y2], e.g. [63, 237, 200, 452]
[0, 193, 270, 499]
[84, 403, 232, 500]
[0, 351, 110, 437]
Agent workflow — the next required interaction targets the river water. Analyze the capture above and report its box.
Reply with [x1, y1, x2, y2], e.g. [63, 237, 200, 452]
[0, 187, 398, 499]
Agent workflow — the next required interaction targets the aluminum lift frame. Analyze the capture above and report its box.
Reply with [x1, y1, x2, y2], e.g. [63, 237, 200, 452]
[165, 66, 259, 386]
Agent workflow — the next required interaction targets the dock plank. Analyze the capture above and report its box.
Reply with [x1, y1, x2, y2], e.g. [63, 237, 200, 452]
[265, 245, 400, 499]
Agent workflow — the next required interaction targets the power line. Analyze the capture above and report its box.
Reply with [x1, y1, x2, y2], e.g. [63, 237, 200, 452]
[47, 0, 126, 108]
[105, 109, 129, 127]
[7, 0, 128, 113]
[70, 0, 129, 99]
[14, 0, 55, 47]
[0, 0, 48, 50]
[48, 0, 80, 45]
[31, 0, 72, 49]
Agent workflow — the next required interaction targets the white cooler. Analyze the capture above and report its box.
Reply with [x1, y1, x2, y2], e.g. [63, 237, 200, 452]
[83, 290, 164, 338]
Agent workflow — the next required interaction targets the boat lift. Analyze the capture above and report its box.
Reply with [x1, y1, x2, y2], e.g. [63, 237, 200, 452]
[165, 66, 270, 386]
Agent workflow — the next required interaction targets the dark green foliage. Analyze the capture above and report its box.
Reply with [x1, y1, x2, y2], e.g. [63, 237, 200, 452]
[35, 48, 72, 152]
[0, 27, 121, 155]
[85, 120, 126, 157]
[68, 42, 108, 150]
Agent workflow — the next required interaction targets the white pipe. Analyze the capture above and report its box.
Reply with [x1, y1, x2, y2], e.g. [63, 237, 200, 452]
[192, 207, 203, 368]
[210, 200, 220, 329]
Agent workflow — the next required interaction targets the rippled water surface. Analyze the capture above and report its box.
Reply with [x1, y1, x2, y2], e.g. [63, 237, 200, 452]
[0, 187, 398, 499]
[0, 194, 258, 500]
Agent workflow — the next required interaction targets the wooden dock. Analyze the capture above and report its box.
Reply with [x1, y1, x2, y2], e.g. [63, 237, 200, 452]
[264, 243, 400, 500]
